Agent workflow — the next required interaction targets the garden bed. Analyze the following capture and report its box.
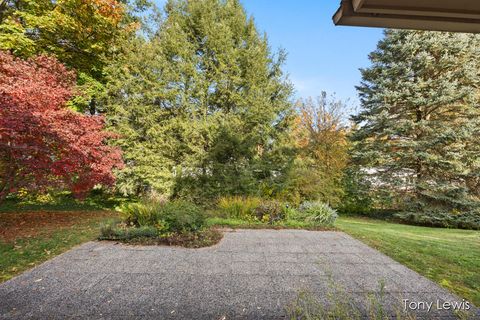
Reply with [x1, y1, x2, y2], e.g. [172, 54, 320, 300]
[99, 227, 223, 248]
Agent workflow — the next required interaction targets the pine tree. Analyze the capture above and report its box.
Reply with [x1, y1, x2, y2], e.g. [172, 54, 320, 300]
[352, 30, 480, 216]
[104, 0, 293, 200]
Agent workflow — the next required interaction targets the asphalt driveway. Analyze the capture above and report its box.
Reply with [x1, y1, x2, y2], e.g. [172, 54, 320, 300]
[0, 229, 476, 319]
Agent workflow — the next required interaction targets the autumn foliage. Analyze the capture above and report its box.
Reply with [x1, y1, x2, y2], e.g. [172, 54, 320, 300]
[284, 94, 349, 205]
[0, 52, 123, 200]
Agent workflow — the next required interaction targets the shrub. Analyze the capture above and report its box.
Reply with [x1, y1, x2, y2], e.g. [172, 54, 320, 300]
[99, 199, 216, 247]
[159, 200, 206, 233]
[217, 197, 292, 223]
[339, 167, 373, 215]
[218, 196, 261, 220]
[282, 203, 301, 221]
[394, 210, 480, 230]
[119, 201, 160, 227]
[99, 220, 118, 239]
[254, 200, 284, 224]
[118, 199, 206, 234]
[298, 201, 338, 226]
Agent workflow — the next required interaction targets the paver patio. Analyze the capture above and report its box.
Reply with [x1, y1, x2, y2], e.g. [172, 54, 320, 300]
[0, 229, 476, 319]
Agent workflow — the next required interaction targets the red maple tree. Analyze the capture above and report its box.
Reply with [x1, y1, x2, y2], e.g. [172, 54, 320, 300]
[0, 51, 124, 200]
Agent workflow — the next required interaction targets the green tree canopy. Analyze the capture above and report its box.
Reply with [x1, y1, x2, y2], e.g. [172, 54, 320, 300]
[104, 0, 294, 201]
[0, 0, 153, 112]
[352, 30, 480, 215]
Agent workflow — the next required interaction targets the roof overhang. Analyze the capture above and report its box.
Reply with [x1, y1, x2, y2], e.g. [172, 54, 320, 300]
[333, 0, 480, 33]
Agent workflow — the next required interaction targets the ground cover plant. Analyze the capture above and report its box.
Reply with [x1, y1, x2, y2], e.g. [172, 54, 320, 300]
[337, 217, 480, 307]
[99, 199, 223, 248]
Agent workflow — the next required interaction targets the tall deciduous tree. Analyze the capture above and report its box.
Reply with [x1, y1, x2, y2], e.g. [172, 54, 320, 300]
[0, 0, 152, 113]
[105, 0, 293, 200]
[284, 93, 349, 205]
[0, 52, 123, 201]
[352, 30, 480, 215]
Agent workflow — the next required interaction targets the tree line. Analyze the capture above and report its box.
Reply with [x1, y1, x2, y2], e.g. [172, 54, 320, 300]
[1, 0, 478, 228]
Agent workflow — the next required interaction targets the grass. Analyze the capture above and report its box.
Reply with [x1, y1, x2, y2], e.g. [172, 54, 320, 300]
[0, 210, 118, 283]
[0, 195, 129, 213]
[286, 281, 419, 320]
[336, 216, 480, 307]
[287, 282, 475, 320]
[206, 217, 335, 230]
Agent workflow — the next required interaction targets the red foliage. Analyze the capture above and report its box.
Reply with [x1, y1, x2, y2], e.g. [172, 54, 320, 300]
[0, 51, 123, 199]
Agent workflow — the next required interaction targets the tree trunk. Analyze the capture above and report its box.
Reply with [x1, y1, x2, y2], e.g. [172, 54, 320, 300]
[0, 167, 15, 204]
[89, 97, 97, 115]
[0, 151, 17, 204]
[414, 107, 423, 197]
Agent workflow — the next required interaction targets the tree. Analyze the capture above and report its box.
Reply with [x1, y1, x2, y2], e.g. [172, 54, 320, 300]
[0, 51, 123, 201]
[352, 30, 480, 215]
[0, 0, 153, 113]
[285, 93, 349, 206]
[104, 0, 294, 200]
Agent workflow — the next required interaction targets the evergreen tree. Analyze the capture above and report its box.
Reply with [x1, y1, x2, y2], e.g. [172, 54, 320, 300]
[105, 0, 293, 200]
[352, 30, 480, 216]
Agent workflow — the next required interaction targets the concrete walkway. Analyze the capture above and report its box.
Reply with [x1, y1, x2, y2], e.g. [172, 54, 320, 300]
[0, 230, 476, 319]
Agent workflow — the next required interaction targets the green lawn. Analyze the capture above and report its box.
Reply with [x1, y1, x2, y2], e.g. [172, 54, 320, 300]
[336, 216, 480, 307]
[0, 210, 118, 282]
[0, 196, 126, 213]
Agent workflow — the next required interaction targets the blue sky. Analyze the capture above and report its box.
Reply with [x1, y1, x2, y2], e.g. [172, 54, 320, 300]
[155, 1, 384, 109]
[240, 1, 384, 106]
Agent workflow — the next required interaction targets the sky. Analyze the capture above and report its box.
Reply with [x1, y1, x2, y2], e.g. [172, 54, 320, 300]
[155, 0, 384, 109]
[239, 1, 384, 106]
